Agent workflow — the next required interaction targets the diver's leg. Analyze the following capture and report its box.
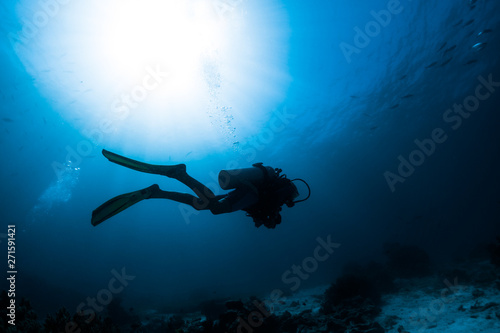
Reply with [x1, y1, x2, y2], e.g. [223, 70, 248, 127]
[92, 185, 228, 226]
[148, 186, 233, 213]
[103, 149, 216, 201]
[91, 184, 159, 226]
[148, 187, 210, 210]
[209, 188, 259, 215]
[102, 149, 225, 210]
[172, 172, 218, 202]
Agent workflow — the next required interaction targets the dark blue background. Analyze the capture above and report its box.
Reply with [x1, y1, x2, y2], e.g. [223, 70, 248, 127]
[1, 0, 499, 316]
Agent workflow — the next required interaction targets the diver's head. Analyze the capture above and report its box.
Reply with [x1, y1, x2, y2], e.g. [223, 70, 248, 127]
[284, 181, 299, 207]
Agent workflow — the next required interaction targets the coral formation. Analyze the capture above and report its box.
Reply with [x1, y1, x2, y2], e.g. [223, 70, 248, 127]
[487, 236, 500, 268]
[322, 274, 381, 309]
[383, 242, 432, 278]
[0, 291, 41, 333]
[5, 242, 500, 333]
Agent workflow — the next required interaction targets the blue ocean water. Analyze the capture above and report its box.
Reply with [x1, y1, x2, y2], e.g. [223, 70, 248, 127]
[1, 0, 500, 330]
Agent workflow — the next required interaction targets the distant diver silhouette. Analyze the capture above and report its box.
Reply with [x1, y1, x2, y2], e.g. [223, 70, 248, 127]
[91, 150, 310, 228]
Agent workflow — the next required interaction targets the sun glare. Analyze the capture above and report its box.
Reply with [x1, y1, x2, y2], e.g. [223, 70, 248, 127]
[14, 0, 291, 160]
[103, 1, 221, 78]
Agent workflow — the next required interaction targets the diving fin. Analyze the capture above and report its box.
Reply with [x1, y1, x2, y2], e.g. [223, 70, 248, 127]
[91, 184, 159, 226]
[102, 149, 186, 177]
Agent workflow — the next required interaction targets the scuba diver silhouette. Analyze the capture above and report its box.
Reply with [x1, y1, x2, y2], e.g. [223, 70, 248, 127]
[91, 150, 310, 228]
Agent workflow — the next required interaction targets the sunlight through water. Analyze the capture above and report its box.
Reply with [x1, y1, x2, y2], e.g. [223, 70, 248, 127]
[12, 0, 291, 160]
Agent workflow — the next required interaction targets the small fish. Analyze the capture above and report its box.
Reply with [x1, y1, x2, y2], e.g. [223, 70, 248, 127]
[363, 113, 371, 117]
[233, 141, 239, 145]
[185, 151, 192, 157]
[350, 95, 359, 99]
[370, 126, 378, 130]
[444, 45, 457, 53]
[402, 94, 414, 99]
[389, 104, 400, 109]
[399, 74, 407, 80]
[437, 42, 447, 51]
[453, 19, 463, 27]
[425, 61, 438, 68]
[440, 57, 453, 66]
[464, 19, 474, 27]
[465, 59, 478, 65]
[478, 29, 493, 36]
[2, 117, 13, 122]
[472, 42, 487, 51]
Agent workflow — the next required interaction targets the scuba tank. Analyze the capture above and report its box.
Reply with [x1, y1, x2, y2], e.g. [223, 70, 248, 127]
[218, 163, 276, 190]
